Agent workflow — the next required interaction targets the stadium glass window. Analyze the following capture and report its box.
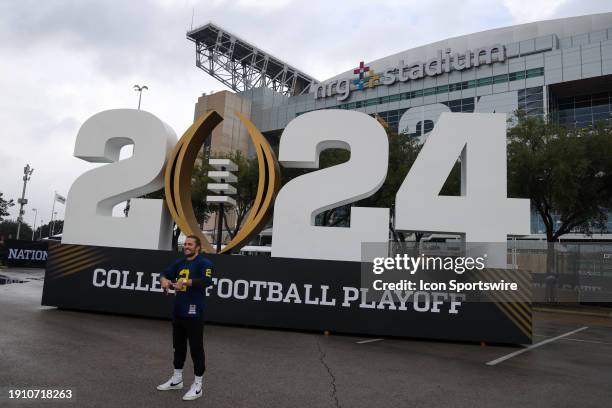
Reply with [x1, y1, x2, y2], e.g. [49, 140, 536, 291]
[423, 87, 436, 96]
[593, 104, 610, 113]
[526, 67, 544, 78]
[526, 107, 544, 115]
[594, 112, 611, 121]
[526, 94, 542, 103]
[575, 99, 591, 109]
[477, 77, 492, 86]
[389, 94, 401, 102]
[509, 71, 525, 81]
[575, 113, 592, 122]
[462, 102, 475, 112]
[436, 85, 449, 93]
[449, 83, 461, 92]
[493, 74, 507, 84]
[526, 86, 542, 95]
[467, 80, 477, 88]
[447, 102, 461, 112]
[575, 107, 591, 116]
[526, 101, 542, 109]
[413, 90, 423, 98]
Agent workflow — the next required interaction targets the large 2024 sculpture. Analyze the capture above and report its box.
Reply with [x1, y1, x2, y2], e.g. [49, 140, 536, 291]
[62, 109, 530, 266]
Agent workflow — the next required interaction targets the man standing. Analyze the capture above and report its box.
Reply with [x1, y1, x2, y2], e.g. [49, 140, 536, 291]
[157, 235, 213, 401]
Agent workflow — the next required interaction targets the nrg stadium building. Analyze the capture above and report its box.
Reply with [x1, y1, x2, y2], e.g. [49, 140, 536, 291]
[188, 12, 612, 237]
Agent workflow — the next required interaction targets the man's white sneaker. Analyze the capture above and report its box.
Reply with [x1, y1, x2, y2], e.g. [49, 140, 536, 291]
[182, 382, 203, 401]
[156, 376, 183, 391]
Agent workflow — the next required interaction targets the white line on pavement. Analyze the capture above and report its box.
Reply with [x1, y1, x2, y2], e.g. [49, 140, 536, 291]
[563, 337, 612, 345]
[486, 326, 589, 366]
[534, 332, 612, 345]
[357, 338, 384, 344]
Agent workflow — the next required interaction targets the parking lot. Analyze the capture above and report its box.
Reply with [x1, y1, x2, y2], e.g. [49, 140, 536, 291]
[1, 268, 611, 408]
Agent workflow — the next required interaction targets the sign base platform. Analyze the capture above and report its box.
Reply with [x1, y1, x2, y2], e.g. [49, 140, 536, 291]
[42, 243, 532, 345]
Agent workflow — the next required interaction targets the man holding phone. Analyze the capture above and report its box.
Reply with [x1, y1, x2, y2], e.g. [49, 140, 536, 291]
[157, 235, 213, 401]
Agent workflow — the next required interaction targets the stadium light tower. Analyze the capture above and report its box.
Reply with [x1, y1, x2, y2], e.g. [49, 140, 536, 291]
[187, 22, 317, 96]
[16, 164, 34, 240]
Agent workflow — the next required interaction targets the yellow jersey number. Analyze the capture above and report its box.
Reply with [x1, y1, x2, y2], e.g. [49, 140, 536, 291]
[177, 269, 190, 292]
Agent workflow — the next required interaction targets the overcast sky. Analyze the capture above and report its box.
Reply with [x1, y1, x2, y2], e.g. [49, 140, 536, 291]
[1, 0, 611, 227]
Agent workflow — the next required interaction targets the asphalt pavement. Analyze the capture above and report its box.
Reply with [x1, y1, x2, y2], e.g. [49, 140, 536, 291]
[1, 268, 611, 408]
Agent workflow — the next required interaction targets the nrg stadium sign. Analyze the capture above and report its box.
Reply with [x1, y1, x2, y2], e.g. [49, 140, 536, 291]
[313, 44, 506, 101]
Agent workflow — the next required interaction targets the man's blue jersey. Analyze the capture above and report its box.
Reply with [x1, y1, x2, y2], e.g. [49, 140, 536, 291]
[162, 254, 213, 318]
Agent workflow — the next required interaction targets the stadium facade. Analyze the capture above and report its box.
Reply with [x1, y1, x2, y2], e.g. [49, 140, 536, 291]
[188, 13, 612, 235]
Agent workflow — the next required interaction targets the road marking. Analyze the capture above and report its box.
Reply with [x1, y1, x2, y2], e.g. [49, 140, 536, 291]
[357, 338, 384, 344]
[535, 333, 612, 346]
[486, 326, 589, 366]
[563, 337, 612, 345]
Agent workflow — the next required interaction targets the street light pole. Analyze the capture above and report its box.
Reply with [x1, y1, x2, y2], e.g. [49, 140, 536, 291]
[31, 208, 38, 241]
[16, 164, 34, 240]
[124, 85, 149, 218]
[133, 84, 148, 111]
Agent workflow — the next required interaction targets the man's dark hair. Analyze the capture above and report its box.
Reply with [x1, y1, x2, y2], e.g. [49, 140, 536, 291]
[186, 235, 201, 248]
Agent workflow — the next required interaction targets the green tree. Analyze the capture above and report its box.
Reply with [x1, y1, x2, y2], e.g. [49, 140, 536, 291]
[360, 125, 423, 241]
[507, 111, 612, 241]
[0, 192, 14, 222]
[219, 151, 260, 239]
[0, 219, 33, 240]
[35, 219, 64, 239]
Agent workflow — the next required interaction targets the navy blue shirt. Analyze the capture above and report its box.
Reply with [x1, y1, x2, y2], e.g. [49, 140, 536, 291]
[162, 254, 213, 318]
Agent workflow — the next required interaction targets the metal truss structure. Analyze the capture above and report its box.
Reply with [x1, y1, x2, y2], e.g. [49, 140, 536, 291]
[187, 22, 317, 96]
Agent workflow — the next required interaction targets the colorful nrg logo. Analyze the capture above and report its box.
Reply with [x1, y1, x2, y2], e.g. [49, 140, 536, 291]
[352, 61, 380, 90]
